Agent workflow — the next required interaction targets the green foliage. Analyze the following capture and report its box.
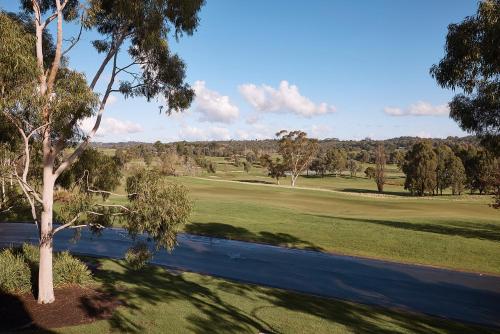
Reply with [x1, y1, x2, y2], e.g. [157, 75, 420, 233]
[403, 141, 438, 196]
[0, 249, 31, 293]
[4, 243, 92, 291]
[243, 161, 252, 173]
[59, 148, 122, 199]
[260, 154, 287, 184]
[125, 242, 153, 270]
[126, 169, 192, 250]
[277, 130, 319, 186]
[85, 0, 205, 113]
[448, 155, 466, 195]
[431, 0, 500, 154]
[374, 144, 386, 192]
[364, 167, 376, 179]
[53, 251, 93, 287]
[325, 148, 347, 175]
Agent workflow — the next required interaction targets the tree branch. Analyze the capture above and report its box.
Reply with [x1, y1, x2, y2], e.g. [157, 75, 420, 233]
[62, 13, 84, 56]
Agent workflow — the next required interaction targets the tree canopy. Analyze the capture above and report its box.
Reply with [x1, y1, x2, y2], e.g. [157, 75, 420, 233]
[431, 0, 500, 155]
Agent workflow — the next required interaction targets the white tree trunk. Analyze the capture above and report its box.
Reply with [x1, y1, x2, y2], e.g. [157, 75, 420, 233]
[38, 165, 55, 304]
[291, 175, 297, 187]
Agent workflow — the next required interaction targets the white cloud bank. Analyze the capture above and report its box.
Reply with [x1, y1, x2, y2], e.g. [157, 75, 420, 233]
[384, 101, 449, 117]
[238, 80, 336, 117]
[193, 81, 239, 123]
[80, 117, 143, 137]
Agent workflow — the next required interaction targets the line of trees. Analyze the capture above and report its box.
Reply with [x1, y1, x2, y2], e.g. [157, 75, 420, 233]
[403, 141, 498, 196]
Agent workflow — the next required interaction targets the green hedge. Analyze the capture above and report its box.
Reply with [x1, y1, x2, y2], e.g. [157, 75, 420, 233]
[0, 243, 92, 294]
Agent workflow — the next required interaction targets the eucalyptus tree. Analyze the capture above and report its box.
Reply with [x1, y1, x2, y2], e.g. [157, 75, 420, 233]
[276, 130, 319, 187]
[374, 144, 386, 192]
[403, 141, 438, 196]
[431, 0, 500, 155]
[0, 0, 203, 304]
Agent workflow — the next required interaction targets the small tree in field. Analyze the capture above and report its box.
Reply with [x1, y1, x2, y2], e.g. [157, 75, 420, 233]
[374, 144, 386, 192]
[276, 130, 319, 187]
[0, 0, 203, 304]
[403, 141, 438, 196]
[364, 166, 376, 179]
[243, 161, 252, 173]
[260, 154, 286, 185]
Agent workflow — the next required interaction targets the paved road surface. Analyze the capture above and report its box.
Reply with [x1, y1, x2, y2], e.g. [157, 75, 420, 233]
[1, 222, 499, 328]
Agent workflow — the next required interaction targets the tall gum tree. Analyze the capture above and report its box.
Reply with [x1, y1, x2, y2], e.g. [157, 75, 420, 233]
[276, 130, 319, 187]
[1, 0, 204, 304]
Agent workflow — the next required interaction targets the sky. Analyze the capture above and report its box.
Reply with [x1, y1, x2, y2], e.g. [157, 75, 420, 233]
[1, 0, 479, 142]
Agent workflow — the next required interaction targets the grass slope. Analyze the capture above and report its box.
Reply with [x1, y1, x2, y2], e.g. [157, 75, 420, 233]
[175, 177, 499, 274]
[50, 259, 498, 334]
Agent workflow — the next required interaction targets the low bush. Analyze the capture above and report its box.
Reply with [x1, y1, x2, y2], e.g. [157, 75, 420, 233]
[125, 242, 152, 270]
[0, 249, 31, 293]
[1, 243, 92, 294]
[53, 251, 93, 287]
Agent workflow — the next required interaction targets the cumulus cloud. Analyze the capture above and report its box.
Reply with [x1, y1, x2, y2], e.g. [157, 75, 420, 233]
[79, 117, 143, 137]
[179, 125, 231, 141]
[193, 81, 239, 123]
[238, 80, 336, 117]
[384, 101, 449, 117]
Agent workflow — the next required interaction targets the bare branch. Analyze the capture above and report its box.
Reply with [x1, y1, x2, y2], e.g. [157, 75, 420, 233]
[95, 203, 132, 211]
[54, 45, 121, 178]
[52, 213, 81, 234]
[62, 14, 84, 56]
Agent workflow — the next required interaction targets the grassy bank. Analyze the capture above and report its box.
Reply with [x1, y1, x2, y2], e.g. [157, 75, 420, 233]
[48, 258, 498, 334]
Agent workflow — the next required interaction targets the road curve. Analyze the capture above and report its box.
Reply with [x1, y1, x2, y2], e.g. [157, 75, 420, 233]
[1, 222, 499, 328]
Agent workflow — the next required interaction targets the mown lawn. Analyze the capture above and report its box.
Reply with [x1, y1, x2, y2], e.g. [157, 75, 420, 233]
[107, 174, 500, 274]
[180, 176, 499, 274]
[47, 258, 499, 334]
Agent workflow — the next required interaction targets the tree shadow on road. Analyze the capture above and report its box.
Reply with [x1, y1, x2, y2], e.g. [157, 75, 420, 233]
[185, 222, 324, 251]
[83, 257, 499, 334]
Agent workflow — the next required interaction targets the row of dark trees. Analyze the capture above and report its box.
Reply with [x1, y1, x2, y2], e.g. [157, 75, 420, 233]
[403, 142, 498, 196]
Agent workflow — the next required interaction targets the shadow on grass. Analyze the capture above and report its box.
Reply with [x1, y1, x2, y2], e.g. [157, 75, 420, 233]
[237, 179, 275, 185]
[340, 188, 411, 197]
[82, 257, 499, 334]
[185, 222, 324, 251]
[309, 214, 500, 242]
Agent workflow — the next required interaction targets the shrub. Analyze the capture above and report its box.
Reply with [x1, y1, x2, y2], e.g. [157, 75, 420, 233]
[20, 243, 39, 264]
[0, 249, 31, 293]
[53, 251, 93, 287]
[125, 242, 152, 270]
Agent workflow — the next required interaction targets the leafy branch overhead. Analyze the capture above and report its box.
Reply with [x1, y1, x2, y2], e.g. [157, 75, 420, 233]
[431, 0, 500, 155]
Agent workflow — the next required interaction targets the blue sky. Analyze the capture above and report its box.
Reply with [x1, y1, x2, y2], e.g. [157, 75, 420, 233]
[1, 0, 478, 142]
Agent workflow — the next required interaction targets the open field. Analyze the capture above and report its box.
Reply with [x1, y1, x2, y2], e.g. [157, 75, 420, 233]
[102, 154, 500, 275]
[45, 258, 499, 334]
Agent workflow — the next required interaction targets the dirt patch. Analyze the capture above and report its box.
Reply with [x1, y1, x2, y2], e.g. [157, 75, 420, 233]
[0, 286, 121, 332]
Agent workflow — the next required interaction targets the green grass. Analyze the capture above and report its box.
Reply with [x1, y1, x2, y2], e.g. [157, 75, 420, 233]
[48, 258, 498, 334]
[101, 155, 500, 274]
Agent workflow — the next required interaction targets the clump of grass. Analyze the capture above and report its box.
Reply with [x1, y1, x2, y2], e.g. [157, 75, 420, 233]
[125, 242, 152, 270]
[1, 243, 92, 294]
[0, 248, 31, 294]
[53, 251, 93, 287]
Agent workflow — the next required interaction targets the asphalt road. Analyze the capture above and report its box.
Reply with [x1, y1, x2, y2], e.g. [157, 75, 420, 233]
[1, 222, 499, 328]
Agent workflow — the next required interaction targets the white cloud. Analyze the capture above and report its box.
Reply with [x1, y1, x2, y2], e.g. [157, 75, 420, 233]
[79, 117, 143, 137]
[384, 101, 449, 117]
[178, 126, 231, 141]
[193, 81, 239, 123]
[239, 80, 336, 117]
